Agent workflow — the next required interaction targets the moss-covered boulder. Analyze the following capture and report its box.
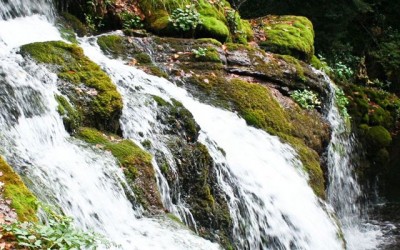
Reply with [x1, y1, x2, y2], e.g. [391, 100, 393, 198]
[76, 128, 163, 211]
[138, 0, 252, 43]
[20, 41, 123, 133]
[366, 126, 392, 149]
[251, 15, 315, 62]
[0, 157, 38, 222]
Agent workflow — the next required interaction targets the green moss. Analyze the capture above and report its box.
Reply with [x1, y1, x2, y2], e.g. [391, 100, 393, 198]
[279, 55, 306, 81]
[97, 35, 125, 58]
[55, 95, 81, 133]
[196, 38, 222, 46]
[166, 213, 184, 225]
[60, 12, 88, 37]
[139, 0, 246, 42]
[366, 126, 392, 148]
[0, 157, 38, 222]
[152, 95, 169, 106]
[20, 41, 122, 132]
[135, 53, 152, 64]
[257, 15, 315, 62]
[77, 127, 161, 209]
[193, 47, 221, 63]
[148, 65, 169, 78]
[241, 19, 254, 41]
[198, 16, 230, 42]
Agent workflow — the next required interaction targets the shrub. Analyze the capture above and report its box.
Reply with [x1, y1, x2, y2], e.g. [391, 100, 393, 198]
[290, 89, 321, 110]
[120, 12, 143, 29]
[334, 86, 350, 119]
[192, 47, 207, 58]
[1, 208, 112, 249]
[169, 5, 202, 32]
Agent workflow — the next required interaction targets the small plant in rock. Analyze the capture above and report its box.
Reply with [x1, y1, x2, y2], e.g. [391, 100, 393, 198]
[192, 47, 208, 58]
[334, 86, 351, 119]
[0, 207, 113, 249]
[120, 12, 143, 29]
[332, 61, 354, 81]
[169, 5, 202, 32]
[290, 89, 321, 110]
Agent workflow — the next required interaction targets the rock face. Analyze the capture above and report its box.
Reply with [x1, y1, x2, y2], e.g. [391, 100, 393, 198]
[97, 34, 330, 199]
[151, 97, 233, 247]
[20, 41, 123, 134]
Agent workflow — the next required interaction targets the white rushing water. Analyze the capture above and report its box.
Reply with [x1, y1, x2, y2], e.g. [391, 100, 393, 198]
[321, 71, 383, 250]
[0, 1, 221, 249]
[81, 36, 344, 249]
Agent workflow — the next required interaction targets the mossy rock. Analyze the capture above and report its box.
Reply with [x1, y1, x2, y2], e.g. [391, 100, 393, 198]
[20, 41, 122, 133]
[55, 95, 81, 133]
[0, 157, 38, 222]
[253, 15, 315, 62]
[97, 35, 126, 58]
[59, 12, 88, 37]
[138, 0, 250, 43]
[153, 96, 200, 142]
[76, 127, 163, 210]
[366, 126, 392, 148]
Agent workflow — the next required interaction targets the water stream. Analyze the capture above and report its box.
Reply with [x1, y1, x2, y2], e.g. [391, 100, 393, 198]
[81, 38, 343, 249]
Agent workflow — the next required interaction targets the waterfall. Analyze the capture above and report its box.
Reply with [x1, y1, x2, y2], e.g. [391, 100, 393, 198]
[321, 71, 383, 249]
[0, 1, 221, 249]
[81, 37, 344, 249]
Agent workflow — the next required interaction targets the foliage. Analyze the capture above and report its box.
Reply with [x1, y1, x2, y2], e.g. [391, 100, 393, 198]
[334, 86, 350, 119]
[120, 12, 144, 29]
[169, 5, 202, 32]
[192, 47, 207, 58]
[331, 61, 354, 82]
[1, 208, 111, 249]
[290, 89, 321, 110]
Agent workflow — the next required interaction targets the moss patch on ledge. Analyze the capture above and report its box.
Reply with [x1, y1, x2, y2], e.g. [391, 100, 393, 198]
[253, 15, 315, 62]
[76, 127, 163, 210]
[20, 41, 122, 133]
[0, 157, 38, 222]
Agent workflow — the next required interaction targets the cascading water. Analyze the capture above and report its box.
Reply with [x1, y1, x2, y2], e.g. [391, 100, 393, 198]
[81, 36, 344, 249]
[321, 71, 383, 249]
[0, 1, 221, 249]
[1, 1, 390, 249]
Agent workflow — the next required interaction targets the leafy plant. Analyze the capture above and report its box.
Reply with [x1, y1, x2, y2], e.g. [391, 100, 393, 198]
[169, 5, 202, 32]
[0, 207, 112, 249]
[332, 61, 354, 81]
[290, 89, 321, 110]
[192, 47, 207, 58]
[120, 12, 143, 29]
[334, 86, 350, 119]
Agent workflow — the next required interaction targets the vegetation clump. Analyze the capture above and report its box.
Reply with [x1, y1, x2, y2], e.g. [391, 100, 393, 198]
[1, 207, 111, 249]
[20, 41, 123, 133]
[0, 157, 38, 222]
[290, 89, 321, 110]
